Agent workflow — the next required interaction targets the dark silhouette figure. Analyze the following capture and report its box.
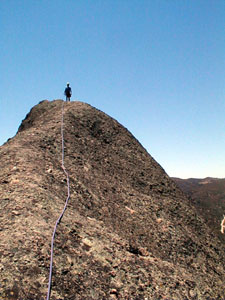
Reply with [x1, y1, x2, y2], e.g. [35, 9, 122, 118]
[64, 82, 72, 102]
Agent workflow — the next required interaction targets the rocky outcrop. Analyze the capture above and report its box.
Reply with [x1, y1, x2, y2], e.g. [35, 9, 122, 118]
[0, 100, 224, 299]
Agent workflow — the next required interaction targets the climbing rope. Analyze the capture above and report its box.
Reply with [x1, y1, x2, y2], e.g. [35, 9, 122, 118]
[46, 101, 70, 300]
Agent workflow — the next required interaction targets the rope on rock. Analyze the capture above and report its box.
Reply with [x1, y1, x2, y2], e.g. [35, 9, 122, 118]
[46, 101, 71, 300]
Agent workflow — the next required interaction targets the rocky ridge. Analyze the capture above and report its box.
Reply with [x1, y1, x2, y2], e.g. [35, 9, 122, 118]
[0, 100, 224, 299]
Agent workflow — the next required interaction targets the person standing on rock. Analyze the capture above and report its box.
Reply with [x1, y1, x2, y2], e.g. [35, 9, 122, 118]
[64, 82, 72, 102]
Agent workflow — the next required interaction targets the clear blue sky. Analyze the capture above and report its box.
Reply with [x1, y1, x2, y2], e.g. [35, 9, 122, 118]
[1, 0, 224, 179]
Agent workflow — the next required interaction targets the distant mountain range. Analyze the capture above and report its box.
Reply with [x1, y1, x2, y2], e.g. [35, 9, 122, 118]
[172, 177, 225, 243]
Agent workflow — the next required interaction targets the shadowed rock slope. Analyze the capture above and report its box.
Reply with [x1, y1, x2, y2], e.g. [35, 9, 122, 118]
[173, 177, 225, 243]
[0, 100, 224, 300]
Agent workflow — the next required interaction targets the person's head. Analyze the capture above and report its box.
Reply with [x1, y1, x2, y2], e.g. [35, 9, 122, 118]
[67, 82, 70, 87]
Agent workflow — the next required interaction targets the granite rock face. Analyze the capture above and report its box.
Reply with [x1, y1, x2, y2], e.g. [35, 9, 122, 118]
[0, 100, 224, 299]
